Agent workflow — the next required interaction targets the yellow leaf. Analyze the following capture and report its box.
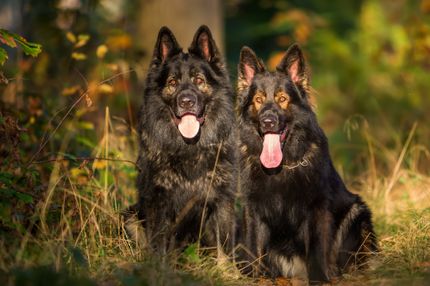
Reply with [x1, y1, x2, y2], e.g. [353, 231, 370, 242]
[74, 34, 90, 48]
[71, 52, 87, 60]
[98, 83, 114, 94]
[93, 160, 107, 169]
[106, 63, 119, 72]
[61, 85, 81, 96]
[70, 167, 83, 177]
[79, 121, 94, 130]
[96, 44, 108, 59]
[66, 32, 76, 43]
[106, 34, 132, 51]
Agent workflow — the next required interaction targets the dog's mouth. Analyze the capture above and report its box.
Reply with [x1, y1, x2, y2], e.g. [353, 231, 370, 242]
[260, 128, 288, 169]
[172, 111, 205, 139]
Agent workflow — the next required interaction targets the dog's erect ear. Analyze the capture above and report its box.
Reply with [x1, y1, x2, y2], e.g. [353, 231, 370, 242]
[238, 46, 265, 90]
[189, 25, 220, 62]
[153, 26, 181, 63]
[277, 44, 308, 87]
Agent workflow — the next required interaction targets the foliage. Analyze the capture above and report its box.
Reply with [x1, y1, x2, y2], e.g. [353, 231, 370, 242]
[0, 29, 42, 66]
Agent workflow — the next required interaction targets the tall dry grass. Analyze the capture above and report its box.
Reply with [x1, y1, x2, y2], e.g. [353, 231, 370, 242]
[1, 103, 429, 285]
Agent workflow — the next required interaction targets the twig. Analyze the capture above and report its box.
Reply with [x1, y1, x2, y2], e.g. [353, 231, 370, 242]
[384, 122, 418, 200]
[26, 69, 135, 166]
[197, 141, 223, 251]
[104, 106, 110, 205]
[31, 156, 141, 172]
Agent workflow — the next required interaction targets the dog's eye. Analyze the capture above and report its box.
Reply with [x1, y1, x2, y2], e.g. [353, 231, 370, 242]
[168, 79, 178, 87]
[194, 77, 205, 86]
[278, 96, 288, 103]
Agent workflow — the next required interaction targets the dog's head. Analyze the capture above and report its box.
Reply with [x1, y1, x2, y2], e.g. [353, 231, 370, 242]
[144, 25, 231, 145]
[238, 44, 313, 169]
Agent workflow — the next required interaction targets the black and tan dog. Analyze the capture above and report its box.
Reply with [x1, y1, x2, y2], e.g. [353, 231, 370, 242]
[236, 44, 377, 283]
[125, 26, 237, 256]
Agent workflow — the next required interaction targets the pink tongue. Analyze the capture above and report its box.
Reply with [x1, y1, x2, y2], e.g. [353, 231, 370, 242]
[260, 134, 283, 169]
[178, 115, 200, 139]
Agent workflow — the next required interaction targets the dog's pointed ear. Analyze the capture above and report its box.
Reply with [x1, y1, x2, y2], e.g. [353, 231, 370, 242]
[152, 26, 181, 64]
[276, 44, 309, 87]
[189, 25, 220, 63]
[238, 46, 265, 91]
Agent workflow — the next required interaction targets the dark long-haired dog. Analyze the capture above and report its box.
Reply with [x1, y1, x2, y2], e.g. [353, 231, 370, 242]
[125, 26, 237, 257]
[236, 44, 377, 283]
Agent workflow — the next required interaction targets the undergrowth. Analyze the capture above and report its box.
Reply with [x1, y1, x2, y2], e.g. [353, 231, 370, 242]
[1, 103, 429, 286]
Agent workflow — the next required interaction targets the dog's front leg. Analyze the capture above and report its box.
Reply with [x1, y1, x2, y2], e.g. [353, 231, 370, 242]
[307, 208, 333, 283]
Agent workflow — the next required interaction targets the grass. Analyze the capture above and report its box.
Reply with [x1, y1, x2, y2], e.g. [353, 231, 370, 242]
[1, 107, 429, 285]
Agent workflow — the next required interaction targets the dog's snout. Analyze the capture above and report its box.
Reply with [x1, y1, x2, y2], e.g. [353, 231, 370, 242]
[262, 117, 275, 129]
[260, 115, 277, 130]
[178, 94, 196, 109]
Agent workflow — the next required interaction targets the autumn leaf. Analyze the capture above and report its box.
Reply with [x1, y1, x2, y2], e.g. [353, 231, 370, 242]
[71, 52, 87, 60]
[61, 85, 81, 96]
[98, 83, 114, 94]
[0, 30, 17, 47]
[106, 34, 132, 51]
[93, 160, 107, 169]
[96, 44, 108, 59]
[74, 34, 90, 48]
[66, 32, 76, 43]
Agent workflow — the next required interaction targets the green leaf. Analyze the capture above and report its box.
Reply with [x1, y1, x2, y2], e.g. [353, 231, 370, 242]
[78, 121, 95, 130]
[0, 202, 12, 224]
[19, 41, 42, 57]
[0, 172, 14, 186]
[0, 47, 8, 65]
[183, 243, 200, 264]
[75, 136, 96, 148]
[15, 192, 33, 204]
[0, 188, 15, 199]
[0, 29, 42, 61]
[57, 152, 77, 161]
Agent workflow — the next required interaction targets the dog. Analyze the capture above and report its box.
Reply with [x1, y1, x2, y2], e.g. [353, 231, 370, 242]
[125, 26, 237, 256]
[236, 44, 377, 283]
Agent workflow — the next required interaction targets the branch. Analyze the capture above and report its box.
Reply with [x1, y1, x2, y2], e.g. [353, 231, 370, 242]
[31, 156, 141, 172]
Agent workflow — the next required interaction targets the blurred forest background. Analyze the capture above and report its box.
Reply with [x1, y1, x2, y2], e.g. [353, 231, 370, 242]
[0, 0, 429, 285]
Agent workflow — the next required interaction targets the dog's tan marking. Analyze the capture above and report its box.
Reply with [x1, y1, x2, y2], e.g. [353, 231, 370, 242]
[163, 75, 178, 95]
[240, 144, 248, 155]
[330, 203, 363, 270]
[275, 90, 290, 110]
[252, 90, 266, 112]
[268, 251, 308, 279]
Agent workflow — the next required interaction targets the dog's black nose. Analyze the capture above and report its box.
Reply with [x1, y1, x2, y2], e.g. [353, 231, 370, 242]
[261, 116, 276, 129]
[178, 94, 196, 109]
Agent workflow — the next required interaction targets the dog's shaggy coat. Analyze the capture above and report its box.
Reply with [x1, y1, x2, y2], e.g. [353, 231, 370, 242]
[236, 44, 377, 282]
[126, 26, 237, 256]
